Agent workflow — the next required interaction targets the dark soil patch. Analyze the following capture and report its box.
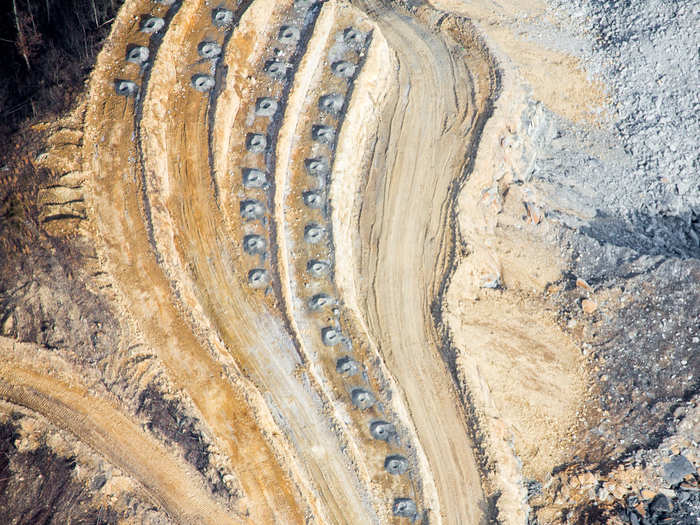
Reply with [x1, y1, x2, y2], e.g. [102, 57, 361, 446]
[0, 416, 122, 525]
[0, 0, 124, 140]
[137, 385, 230, 498]
[557, 230, 700, 467]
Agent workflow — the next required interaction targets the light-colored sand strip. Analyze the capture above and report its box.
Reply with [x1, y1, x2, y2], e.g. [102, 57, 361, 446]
[330, 18, 444, 523]
[352, 1, 496, 523]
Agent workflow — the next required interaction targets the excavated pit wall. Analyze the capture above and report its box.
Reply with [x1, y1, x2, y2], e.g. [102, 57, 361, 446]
[90, 0, 440, 522]
[82, 0, 319, 522]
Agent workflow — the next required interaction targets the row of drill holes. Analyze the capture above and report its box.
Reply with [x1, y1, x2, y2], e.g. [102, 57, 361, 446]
[239, 3, 361, 287]
[113, 3, 231, 95]
[240, 4, 318, 288]
[300, 26, 418, 520]
[117, 2, 418, 517]
[113, 7, 167, 96]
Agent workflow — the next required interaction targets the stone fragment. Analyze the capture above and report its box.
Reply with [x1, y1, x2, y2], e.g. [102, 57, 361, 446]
[576, 278, 592, 291]
[648, 494, 672, 514]
[582, 298, 598, 313]
[662, 455, 695, 486]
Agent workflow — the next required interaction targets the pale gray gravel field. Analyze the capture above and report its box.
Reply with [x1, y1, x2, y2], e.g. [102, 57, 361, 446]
[542, 0, 699, 257]
[524, 2, 700, 521]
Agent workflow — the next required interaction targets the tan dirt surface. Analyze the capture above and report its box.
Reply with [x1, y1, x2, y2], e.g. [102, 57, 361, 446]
[353, 2, 497, 523]
[81, 0, 309, 521]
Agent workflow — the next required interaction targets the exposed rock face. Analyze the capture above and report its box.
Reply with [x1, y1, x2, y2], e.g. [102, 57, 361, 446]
[0, 0, 697, 524]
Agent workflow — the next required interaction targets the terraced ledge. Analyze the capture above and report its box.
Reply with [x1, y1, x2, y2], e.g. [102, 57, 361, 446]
[17, 0, 505, 523]
[351, 1, 498, 523]
[273, 2, 435, 521]
[329, 9, 444, 522]
[83, 0, 308, 521]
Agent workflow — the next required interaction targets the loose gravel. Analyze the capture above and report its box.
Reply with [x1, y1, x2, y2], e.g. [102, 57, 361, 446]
[537, 0, 700, 258]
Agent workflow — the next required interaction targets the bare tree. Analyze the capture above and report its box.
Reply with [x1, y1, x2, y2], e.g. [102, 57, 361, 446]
[11, 0, 30, 70]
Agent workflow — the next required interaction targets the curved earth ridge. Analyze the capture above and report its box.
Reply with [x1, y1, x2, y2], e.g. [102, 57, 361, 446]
[83, 0, 310, 522]
[353, 2, 497, 523]
[135, 0, 438, 520]
[136, 0, 387, 522]
[10, 0, 499, 524]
